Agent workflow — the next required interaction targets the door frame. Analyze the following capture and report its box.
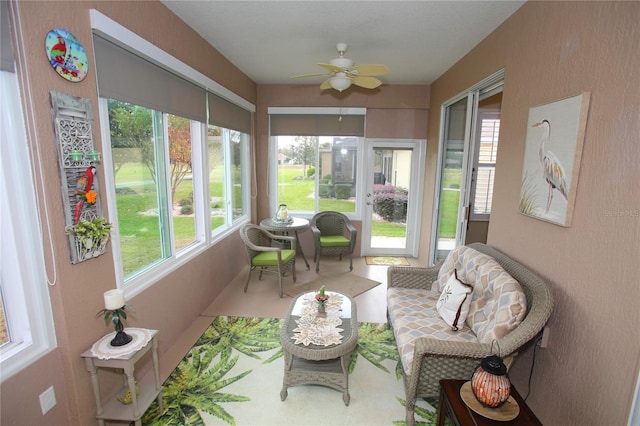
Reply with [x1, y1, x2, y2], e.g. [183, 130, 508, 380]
[361, 138, 426, 257]
[430, 70, 504, 265]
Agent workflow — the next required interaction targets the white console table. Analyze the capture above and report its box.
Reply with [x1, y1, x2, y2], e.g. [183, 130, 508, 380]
[81, 328, 162, 426]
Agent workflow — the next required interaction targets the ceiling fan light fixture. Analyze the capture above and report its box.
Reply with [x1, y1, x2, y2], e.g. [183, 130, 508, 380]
[329, 76, 352, 92]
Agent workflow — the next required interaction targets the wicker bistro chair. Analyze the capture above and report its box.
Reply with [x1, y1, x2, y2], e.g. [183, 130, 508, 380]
[387, 243, 554, 426]
[310, 211, 357, 273]
[239, 224, 297, 298]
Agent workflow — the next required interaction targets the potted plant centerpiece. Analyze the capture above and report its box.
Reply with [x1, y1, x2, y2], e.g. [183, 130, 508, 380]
[316, 285, 329, 316]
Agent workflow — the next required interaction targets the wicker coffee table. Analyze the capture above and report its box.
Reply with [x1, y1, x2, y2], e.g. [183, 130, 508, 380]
[280, 291, 358, 405]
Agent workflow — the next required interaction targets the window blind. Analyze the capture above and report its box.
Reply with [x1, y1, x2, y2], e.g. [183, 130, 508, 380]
[207, 91, 252, 134]
[270, 114, 365, 136]
[1, 2, 14, 73]
[93, 34, 207, 123]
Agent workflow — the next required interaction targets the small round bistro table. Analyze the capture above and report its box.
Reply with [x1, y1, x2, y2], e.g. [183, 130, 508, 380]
[260, 217, 310, 269]
[280, 291, 358, 405]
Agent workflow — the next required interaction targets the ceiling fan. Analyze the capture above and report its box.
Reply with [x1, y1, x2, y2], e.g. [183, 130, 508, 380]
[292, 43, 389, 92]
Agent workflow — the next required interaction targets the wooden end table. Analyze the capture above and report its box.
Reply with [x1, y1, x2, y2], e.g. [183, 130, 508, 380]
[437, 379, 542, 426]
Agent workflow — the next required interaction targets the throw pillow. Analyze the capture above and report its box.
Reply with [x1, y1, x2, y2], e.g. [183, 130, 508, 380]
[436, 269, 473, 331]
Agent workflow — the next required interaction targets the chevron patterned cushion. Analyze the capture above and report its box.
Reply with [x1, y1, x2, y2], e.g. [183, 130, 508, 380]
[433, 246, 527, 343]
[387, 287, 477, 375]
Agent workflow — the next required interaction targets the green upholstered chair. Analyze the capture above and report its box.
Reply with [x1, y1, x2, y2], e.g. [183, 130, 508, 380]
[239, 223, 296, 298]
[310, 211, 357, 273]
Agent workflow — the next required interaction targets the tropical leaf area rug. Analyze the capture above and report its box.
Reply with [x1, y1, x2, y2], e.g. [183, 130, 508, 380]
[142, 316, 440, 425]
[365, 257, 410, 266]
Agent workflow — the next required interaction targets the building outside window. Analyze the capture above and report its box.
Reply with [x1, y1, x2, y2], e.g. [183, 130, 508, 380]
[471, 114, 499, 220]
[270, 108, 365, 217]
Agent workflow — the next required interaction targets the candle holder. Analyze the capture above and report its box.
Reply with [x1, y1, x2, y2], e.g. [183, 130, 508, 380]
[88, 150, 101, 162]
[98, 289, 134, 346]
[70, 150, 83, 162]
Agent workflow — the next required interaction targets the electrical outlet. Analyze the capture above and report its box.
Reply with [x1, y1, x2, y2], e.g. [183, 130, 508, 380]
[39, 386, 56, 415]
[539, 326, 551, 348]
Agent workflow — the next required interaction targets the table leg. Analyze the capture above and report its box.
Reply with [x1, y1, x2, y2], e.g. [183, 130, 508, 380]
[124, 364, 139, 419]
[281, 351, 292, 401]
[294, 230, 310, 269]
[152, 337, 164, 415]
[85, 358, 105, 426]
[436, 387, 446, 426]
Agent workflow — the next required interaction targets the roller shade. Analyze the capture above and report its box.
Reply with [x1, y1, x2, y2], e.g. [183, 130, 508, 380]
[1, 2, 14, 72]
[270, 114, 365, 136]
[93, 34, 206, 123]
[207, 92, 252, 134]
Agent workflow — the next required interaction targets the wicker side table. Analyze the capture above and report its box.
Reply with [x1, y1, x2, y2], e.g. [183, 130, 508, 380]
[260, 217, 311, 269]
[280, 291, 358, 405]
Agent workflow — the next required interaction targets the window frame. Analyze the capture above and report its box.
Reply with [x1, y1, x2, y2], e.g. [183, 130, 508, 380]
[0, 69, 56, 382]
[91, 10, 254, 299]
[268, 107, 365, 220]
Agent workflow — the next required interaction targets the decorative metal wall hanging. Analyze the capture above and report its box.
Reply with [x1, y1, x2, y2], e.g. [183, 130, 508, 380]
[50, 91, 109, 263]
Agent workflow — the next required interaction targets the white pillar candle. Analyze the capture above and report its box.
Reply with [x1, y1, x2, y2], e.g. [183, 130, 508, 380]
[104, 289, 125, 310]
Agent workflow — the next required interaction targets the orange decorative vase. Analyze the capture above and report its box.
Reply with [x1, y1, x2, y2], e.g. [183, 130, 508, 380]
[471, 355, 511, 408]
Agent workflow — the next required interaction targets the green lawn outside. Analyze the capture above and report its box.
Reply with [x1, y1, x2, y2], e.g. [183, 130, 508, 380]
[277, 165, 355, 212]
[438, 189, 460, 238]
[112, 162, 457, 275]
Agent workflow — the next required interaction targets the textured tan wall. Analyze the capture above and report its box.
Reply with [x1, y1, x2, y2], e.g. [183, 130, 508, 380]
[2, 1, 255, 425]
[424, 2, 640, 425]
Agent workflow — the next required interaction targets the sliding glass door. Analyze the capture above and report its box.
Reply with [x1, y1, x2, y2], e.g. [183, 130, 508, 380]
[432, 96, 474, 263]
[431, 71, 504, 264]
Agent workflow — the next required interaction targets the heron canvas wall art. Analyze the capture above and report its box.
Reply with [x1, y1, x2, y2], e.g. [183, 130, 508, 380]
[519, 93, 590, 226]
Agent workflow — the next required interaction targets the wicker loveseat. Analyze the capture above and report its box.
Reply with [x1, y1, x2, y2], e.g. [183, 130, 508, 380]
[387, 243, 553, 425]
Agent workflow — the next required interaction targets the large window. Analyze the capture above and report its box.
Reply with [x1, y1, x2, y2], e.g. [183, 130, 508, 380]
[269, 108, 365, 216]
[106, 101, 204, 278]
[1, 63, 55, 380]
[92, 10, 253, 292]
[208, 125, 249, 232]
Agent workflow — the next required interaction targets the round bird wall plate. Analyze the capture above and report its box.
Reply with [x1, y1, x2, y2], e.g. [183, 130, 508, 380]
[45, 28, 88, 82]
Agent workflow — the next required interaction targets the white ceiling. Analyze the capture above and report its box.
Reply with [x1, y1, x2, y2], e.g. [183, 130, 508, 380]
[161, 1, 525, 86]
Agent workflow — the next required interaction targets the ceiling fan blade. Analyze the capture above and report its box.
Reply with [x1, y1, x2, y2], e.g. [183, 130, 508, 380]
[319, 79, 334, 90]
[291, 72, 332, 79]
[352, 75, 382, 89]
[350, 64, 389, 76]
[318, 63, 343, 73]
